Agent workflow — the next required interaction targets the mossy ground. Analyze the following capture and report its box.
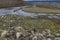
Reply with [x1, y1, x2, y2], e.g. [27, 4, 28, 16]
[23, 7, 60, 13]
[0, 14, 60, 33]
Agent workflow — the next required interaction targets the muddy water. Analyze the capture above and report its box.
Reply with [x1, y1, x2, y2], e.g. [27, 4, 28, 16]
[0, 6, 60, 19]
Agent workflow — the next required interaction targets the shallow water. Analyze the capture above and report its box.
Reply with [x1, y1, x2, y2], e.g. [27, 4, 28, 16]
[0, 6, 60, 19]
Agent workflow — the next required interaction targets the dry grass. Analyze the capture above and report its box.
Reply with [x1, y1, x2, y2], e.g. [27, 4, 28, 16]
[23, 7, 60, 13]
[0, 14, 60, 32]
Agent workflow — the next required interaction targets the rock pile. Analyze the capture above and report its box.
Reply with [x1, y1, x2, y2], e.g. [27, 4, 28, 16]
[0, 27, 60, 40]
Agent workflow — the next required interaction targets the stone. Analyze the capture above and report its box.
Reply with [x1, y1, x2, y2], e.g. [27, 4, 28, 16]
[54, 33, 60, 37]
[47, 38, 52, 40]
[54, 37, 60, 40]
[1, 30, 8, 38]
[1, 27, 60, 40]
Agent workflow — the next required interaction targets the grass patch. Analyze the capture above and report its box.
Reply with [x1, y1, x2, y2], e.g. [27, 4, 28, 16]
[23, 7, 60, 13]
[0, 14, 60, 33]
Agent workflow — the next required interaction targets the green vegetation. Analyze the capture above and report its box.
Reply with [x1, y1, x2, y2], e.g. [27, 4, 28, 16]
[23, 7, 60, 13]
[0, 14, 60, 33]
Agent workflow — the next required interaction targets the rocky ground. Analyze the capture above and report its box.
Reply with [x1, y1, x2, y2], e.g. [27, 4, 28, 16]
[0, 14, 60, 40]
[0, 26, 60, 40]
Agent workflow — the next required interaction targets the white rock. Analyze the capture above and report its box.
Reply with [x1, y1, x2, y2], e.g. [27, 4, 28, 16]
[1, 30, 8, 38]
[47, 38, 52, 40]
[16, 32, 22, 39]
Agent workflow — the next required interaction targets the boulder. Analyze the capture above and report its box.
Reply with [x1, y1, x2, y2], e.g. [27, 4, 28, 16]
[1, 30, 8, 38]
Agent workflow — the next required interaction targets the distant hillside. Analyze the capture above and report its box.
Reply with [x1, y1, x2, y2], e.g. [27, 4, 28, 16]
[25, 2, 60, 9]
[0, 0, 25, 8]
[24, 0, 60, 1]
